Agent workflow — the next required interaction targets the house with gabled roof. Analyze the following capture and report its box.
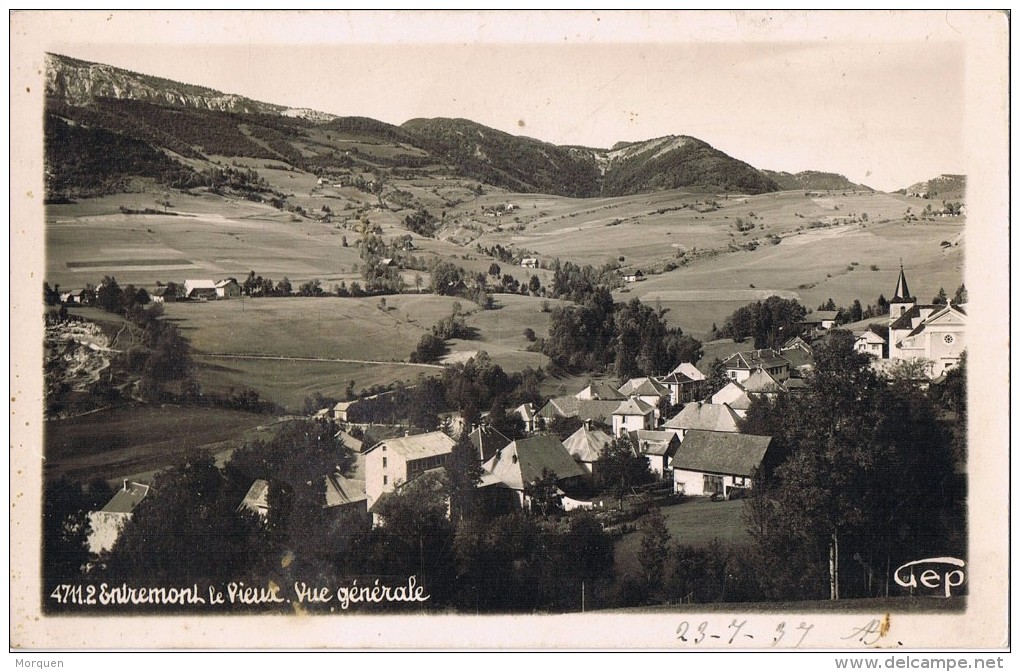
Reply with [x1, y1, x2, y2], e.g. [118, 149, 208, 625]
[87, 480, 150, 555]
[659, 363, 707, 405]
[479, 434, 586, 510]
[537, 395, 621, 427]
[215, 278, 241, 299]
[854, 330, 886, 358]
[629, 429, 680, 478]
[324, 453, 369, 520]
[710, 382, 754, 418]
[563, 422, 614, 473]
[364, 431, 455, 509]
[612, 397, 656, 436]
[664, 401, 741, 440]
[575, 381, 626, 401]
[672, 430, 772, 498]
[468, 424, 512, 463]
[722, 349, 791, 383]
[741, 368, 785, 398]
[183, 279, 218, 300]
[514, 402, 538, 433]
[618, 376, 670, 413]
[802, 310, 839, 331]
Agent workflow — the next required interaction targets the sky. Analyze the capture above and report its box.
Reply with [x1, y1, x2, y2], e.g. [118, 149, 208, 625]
[26, 10, 983, 192]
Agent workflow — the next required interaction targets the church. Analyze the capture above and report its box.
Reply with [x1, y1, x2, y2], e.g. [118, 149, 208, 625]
[883, 264, 966, 379]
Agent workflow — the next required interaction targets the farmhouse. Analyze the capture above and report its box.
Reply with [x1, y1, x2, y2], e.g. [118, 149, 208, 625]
[87, 480, 150, 555]
[722, 349, 791, 383]
[629, 429, 680, 478]
[520, 257, 539, 269]
[183, 279, 218, 300]
[363, 431, 456, 510]
[562, 422, 614, 473]
[215, 278, 241, 299]
[672, 430, 772, 498]
[479, 434, 586, 511]
[611, 397, 656, 437]
[802, 310, 839, 330]
[664, 401, 741, 440]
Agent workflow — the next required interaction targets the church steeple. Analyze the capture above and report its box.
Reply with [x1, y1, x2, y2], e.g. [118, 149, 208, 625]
[892, 260, 914, 302]
[889, 261, 916, 321]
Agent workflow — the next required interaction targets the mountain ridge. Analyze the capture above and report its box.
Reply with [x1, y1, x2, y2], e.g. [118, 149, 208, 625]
[44, 52, 950, 200]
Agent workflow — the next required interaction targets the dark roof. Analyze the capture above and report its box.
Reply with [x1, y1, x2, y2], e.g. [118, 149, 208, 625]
[781, 347, 815, 369]
[576, 381, 626, 401]
[540, 396, 621, 424]
[480, 434, 585, 490]
[469, 425, 512, 463]
[101, 481, 150, 515]
[673, 430, 772, 478]
[722, 349, 790, 371]
[892, 266, 914, 302]
[889, 304, 935, 330]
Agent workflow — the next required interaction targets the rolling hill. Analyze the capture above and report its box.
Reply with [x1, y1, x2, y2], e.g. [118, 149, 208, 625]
[761, 169, 872, 192]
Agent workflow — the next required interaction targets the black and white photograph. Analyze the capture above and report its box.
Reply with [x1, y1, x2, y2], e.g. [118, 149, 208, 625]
[10, 10, 1010, 655]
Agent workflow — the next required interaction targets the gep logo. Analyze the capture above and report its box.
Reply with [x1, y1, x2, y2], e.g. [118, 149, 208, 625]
[893, 557, 965, 597]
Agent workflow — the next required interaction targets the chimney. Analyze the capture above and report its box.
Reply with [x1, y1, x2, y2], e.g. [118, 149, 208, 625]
[123, 478, 130, 492]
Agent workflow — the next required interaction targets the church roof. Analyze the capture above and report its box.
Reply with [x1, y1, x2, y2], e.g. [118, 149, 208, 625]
[892, 265, 915, 302]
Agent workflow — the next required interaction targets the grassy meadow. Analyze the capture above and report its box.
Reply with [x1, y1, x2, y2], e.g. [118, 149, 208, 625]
[44, 404, 273, 482]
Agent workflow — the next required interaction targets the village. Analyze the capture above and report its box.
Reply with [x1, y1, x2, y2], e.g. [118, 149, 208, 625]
[60, 263, 968, 612]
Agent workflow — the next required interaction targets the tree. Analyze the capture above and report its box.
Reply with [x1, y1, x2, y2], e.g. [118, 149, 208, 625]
[743, 331, 959, 601]
[96, 276, 124, 313]
[488, 262, 501, 277]
[276, 277, 292, 296]
[932, 287, 948, 305]
[524, 468, 560, 516]
[447, 431, 483, 521]
[597, 435, 651, 510]
[430, 262, 463, 296]
[529, 275, 541, 294]
[952, 284, 968, 304]
[639, 508, 672, 597]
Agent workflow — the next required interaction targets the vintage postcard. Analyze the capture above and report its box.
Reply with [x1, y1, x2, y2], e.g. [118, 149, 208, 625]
[9, 10, 1010, 652]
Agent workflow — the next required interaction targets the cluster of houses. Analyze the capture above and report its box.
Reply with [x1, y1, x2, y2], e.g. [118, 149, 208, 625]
[58, 278, 242, 305]
[84, 266, 966, 547]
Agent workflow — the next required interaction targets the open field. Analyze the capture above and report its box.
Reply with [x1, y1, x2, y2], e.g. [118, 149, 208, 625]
[44, 404, 272, 482]
[614, 498, 749, 579]
[162, 293, 559, 410]
[190, 357, 437, 411]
